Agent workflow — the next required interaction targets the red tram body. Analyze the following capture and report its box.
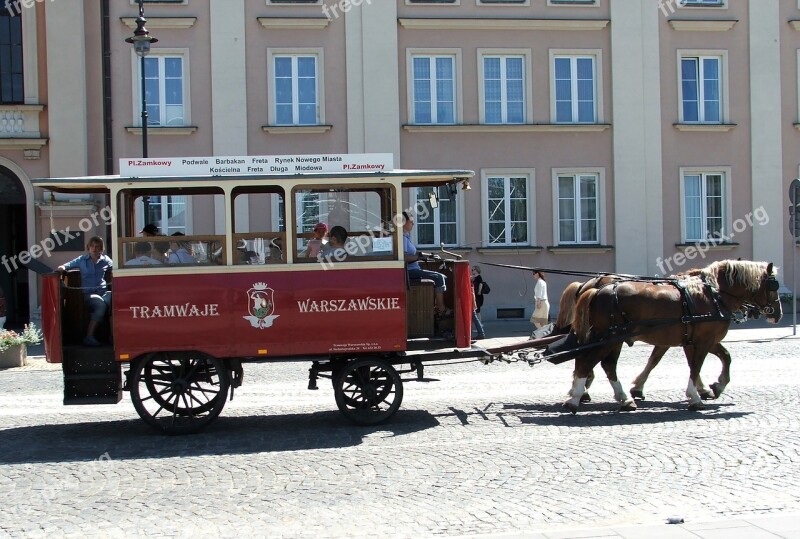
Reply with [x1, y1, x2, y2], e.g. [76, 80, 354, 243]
[33, 155, 490, 434]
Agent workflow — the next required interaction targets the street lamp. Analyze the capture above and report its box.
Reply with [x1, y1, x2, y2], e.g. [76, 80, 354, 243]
[125, 0, 158, 158]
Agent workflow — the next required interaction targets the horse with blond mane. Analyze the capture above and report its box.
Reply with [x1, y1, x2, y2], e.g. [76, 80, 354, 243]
[561, 260, 781, 413]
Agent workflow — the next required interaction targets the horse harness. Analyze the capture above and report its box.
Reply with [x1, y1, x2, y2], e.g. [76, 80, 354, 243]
[605, 276, 733, 347]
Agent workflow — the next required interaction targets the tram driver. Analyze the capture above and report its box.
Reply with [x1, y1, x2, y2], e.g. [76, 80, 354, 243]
[56, 236, 113, 347]
[402, 212, 451, 318]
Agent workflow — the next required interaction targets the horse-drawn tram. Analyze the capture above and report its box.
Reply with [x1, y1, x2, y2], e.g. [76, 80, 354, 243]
[33, 154, 527, 435]
[32, 154, 784, 434]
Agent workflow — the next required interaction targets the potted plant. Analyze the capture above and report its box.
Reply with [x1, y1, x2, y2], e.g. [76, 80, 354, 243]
[0, 324, 42, 368]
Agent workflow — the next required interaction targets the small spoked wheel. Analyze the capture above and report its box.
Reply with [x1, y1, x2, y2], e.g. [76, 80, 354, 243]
[334, 358, 403, 425]
[130, 352, 230, 435]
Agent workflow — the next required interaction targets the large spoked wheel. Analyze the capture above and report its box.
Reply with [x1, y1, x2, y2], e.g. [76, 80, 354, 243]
[334, 358, 403, 425]
[130, 352, 230, 435]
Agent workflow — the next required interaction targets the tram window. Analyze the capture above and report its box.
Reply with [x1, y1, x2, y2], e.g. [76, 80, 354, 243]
[118, 189, 227, 268]
[231, 187, 286, 265]
[292, 185, 396, 263]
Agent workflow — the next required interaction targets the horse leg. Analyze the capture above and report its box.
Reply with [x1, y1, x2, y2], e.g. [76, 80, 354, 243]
[582, 370, 595, 403]
[708, 343, 732, 398]
[684, 345, 711, 411]
[696, 374, 715, 401]
[630, 345, 668, 401]
[600, 345, 636, 411]
[564, 355, 599, 414]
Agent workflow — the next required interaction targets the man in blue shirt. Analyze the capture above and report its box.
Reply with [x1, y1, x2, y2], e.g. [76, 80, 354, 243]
[403, 211, 450, 317]
[57, 236, 113, 346]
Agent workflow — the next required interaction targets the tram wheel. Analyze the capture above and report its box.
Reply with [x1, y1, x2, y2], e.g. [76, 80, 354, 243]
[130, 352, 230, 435]
[334, 358, 403, 425]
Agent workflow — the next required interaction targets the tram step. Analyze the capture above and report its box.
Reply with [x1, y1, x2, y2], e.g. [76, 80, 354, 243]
[62, 346, 118, 374]
[63, 376, 122, 405]
[62, 348, 122, 405]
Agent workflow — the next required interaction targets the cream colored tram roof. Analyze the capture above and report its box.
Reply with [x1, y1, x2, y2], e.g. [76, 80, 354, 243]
[33, 169, 475, 193]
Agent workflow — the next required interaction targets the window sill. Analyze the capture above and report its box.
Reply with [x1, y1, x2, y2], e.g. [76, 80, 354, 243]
[547, 245, 613, 254]
[789, 20, 800, 31]
[262, 125, 333, 134]
[403, 123, 610, 133]
[397, 18, 609, 31]
[419, 246, 473, 254]
[676, 242, 738, 251]
[673, 123, 736, 132]
[120, 17, 197, 29]
[476, 246, 544, 255]
[257, 17, 330, 29]
[668, 19, 737, 31]
[126, 126, 198, 135]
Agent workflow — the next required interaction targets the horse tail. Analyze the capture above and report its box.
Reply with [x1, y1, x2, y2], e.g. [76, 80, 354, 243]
[555, 281, 582, 331]
[573, 288, 599, 344]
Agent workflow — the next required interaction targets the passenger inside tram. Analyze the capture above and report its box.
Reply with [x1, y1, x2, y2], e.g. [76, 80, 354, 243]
[126, 241, 163, 266]
[320, 226, 348, 263]
[167, 233, 198, 264]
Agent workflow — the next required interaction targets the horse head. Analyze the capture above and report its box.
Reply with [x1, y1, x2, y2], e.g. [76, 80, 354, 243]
[711, 260, 782, 324]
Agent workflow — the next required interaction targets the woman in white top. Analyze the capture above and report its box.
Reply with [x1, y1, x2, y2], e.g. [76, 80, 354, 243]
[531, 271, 550, 329]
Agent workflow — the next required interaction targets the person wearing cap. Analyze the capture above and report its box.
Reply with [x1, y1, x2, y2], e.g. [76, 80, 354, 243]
[140, 223, 159, 236]
[301, 222, 328, 258]
[139, 223, 168, 262]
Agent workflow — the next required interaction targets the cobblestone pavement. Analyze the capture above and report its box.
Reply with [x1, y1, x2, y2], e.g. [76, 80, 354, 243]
[1, 321, 799, 538]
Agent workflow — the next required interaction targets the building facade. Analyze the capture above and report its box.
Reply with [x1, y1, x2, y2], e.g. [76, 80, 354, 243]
[0, 0, 797, 324]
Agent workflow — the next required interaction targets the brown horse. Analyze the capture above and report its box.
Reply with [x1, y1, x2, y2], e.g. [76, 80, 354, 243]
[555, 276, 729, 403]
[563, 260, 781, 413]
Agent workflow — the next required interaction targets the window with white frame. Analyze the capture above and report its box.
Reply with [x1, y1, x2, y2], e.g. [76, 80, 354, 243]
[683, 172, 724, 241]
[557, 174, 598, 244]
[413, 186, 459, 247]
[553, 55, 596, 123]
[680, 55, 722, 123]
[140, 55, 186, 126]
[481, 54, 526, 124]
[411, 55, 456, 124]
[144, 195, 187, 235]
[272, 53, 319, 125]
[486, 175, 529, 245]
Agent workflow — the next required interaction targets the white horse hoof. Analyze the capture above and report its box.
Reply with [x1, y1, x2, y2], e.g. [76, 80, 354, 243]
[687, 401, 704, 412]
[619, 399, 637, 412]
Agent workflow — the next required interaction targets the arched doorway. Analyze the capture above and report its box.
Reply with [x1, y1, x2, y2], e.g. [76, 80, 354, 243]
[0, 166, 29, 326]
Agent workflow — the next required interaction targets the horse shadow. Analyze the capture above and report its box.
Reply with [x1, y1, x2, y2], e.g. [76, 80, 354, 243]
[490, 400, 748, 427]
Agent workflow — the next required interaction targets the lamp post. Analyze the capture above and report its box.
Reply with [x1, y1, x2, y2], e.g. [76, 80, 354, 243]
[125, 0, 158, 158]
[126, 0, 157, 224]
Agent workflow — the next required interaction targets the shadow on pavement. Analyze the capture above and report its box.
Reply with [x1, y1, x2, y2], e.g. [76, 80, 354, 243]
[436, 400, 749, 427]
[0, 408, 439, 465]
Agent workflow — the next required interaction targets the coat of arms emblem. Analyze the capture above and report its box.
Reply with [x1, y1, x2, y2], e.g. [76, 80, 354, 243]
[244, 282, 279, 329]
